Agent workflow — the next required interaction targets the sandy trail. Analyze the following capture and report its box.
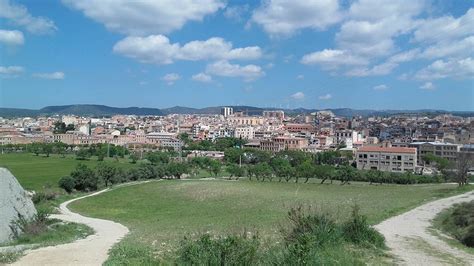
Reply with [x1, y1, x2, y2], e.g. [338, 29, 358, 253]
[11, 189, 129, 266]
[375, 190, 474, 265]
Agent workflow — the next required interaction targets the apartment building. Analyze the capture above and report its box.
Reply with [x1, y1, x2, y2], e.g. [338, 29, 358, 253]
[356, 146, 417, 173]
[234, 126, 254, 140]
[260, 137, 308, 152]
[221, 107, 233, 118]
[409, 142, 460, 163]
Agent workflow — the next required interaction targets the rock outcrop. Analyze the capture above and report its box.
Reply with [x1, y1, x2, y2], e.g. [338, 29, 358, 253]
[0, 168, 37, 244]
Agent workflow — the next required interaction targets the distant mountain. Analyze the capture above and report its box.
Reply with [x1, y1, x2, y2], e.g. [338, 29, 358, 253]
[0, 104, 472, 118]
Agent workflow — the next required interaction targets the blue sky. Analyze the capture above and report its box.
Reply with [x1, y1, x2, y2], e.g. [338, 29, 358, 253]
[0, 0, 473, 110]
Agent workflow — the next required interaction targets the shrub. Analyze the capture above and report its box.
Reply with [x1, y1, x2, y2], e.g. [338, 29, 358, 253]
[58, 176, 75, 193]
[342, 205, 385, 248]
[177, 233, 260, 265]
[436, 200, 474, 248]
[71, 163, 98, 191]
[32, 191, 57, 204]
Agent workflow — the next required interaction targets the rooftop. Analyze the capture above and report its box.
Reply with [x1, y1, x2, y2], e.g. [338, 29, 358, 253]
[358, 146, 417, 154]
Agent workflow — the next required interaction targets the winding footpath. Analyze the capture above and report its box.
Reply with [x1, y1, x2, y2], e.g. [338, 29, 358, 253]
[375, 190, 474, 265]
[11, 189, 129, 266]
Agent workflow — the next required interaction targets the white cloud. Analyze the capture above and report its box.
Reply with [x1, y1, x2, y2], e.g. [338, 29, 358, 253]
[0, 29, 24, 45]
[296, 74, 304, 80]
[0, 0, 57, 34]
[32, 72, 65, 80]
[413, 8, 474, 44]
[223, 5, 249, 22]
[290, 92, 305, 100]
[415, 57, 474, 80]
[301, 49, 368, 69]
[139, 81, 148, 86]
[345, 49, 419, 77]
[420, 82, 435, 90]
[113, 35, 262, 64]
[192, 72, 212, 83]
[63, 0, 225, 35]
[206, 60, 264, 81]
[0, 65, 24, 77]
[420, 36, 474, 60]
[251, 0, 341, 37]
[162, 73, 181, 85]
[319, 93, 332, 100]
[373, 84, 388, 91]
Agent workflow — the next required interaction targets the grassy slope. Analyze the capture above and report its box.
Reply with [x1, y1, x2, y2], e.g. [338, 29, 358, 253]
[70, 180, 472, 260]
[0, 153, 134, 191]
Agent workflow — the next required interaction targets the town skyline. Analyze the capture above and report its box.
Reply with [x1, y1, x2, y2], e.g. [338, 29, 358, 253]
[1, 0, 473, 111]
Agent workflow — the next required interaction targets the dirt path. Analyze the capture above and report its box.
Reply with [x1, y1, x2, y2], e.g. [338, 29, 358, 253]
[375, 190, 474, 265]
[11, 189, 129, 266]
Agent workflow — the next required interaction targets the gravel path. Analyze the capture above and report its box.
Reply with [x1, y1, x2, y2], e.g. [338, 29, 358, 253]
[375, 190, 474, 265]
[11, 189, 129, 266]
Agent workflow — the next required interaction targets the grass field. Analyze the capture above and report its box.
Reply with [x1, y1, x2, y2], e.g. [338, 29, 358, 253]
[70, 179, 473, 263]
[0, 153, 134, 191]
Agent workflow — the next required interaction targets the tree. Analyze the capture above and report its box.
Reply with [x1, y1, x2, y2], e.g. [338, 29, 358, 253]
[58, 176, 75, 193]
[316, 165, 335, 184]
[129, 153, 139, 164]
[224, 148, 244, 164]
[146, 151, 170, 165]
[336, 165, 357, 185]
[227, 164, 245, 180]
[76, 148, 91, 160]
[456, 153, 472, 186]
[166, 162, 189, 179]
[271, 158, 294, 182]
[208, 160, 222, 177]
[296, 161, 315, 183]
[71, 163, 98, 191]
[96, 163, 118, 187]
[254, 162, 273, 182]
[30, 142, 41, 156]
[42, 143, 53, 157]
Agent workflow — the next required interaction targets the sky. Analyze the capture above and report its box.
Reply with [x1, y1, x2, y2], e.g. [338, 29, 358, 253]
[0, 0, 473, 111]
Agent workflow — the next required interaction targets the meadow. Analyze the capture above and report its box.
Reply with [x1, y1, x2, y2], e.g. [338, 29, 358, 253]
[70, 179, 472, 263]
[0, 153, 134, 191]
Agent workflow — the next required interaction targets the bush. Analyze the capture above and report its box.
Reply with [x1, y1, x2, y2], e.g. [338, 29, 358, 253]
[177, 233, 260, 265]
[10, 208, 50, 239]
[342, 205, 385, 248]
[32, 191, 57, 204]
[436, 201, 474, 248]
[58, 176, 75, 193]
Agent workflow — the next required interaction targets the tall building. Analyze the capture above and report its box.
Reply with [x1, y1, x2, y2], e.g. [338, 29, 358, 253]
[221, 107, 233, 118]
[356, 146, 417, 173]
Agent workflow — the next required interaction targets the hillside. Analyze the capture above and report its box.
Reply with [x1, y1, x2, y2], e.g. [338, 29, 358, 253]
[0, 104, 472, 118]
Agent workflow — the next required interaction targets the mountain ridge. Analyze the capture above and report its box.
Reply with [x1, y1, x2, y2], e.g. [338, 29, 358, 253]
[0, 104, 472, 118]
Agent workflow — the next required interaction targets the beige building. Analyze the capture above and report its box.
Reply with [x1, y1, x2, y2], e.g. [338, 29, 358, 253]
[356, 146, 417, 173]
[260, 137, 308, 152]
[408, 142, 459, 164]
[234, 126, 254, 140]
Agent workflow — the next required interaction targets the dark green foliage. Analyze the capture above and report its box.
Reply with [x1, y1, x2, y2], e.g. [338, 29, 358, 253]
[177, 233, 260, 265]
[70, 163, 98, 191]
[227, 163, 245, 179]
[342, 206, 385, 248]
[146, 151, 169, 165]
[96, 163, 119, 187]
[436, 201, 474, 248]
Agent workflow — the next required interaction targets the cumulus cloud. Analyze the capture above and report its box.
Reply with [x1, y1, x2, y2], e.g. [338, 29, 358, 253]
[318, 93, 332, 100]
[192, 72, 212, 83]
[0, 0, 57, 34]
[413, 8, 474, 44]
[0, 29, 24, 45]
[113, 35, 262, 64]
[62, 0, 225, 35]
[420, 82, 435, 90]
[301, 49, 368, 69]
[373, 84, 388, 91]
[290, 91, 305, 100]
[0, 65, 24, 78]
[162, 73, 181, 85]
[205, 60, 264, 82]
[414, 57, 474, 80]
[224, 5, 249, 22]
[296, 74, 304, 80]
[251, 0, 341, 37]
[32, 71, 65, 79]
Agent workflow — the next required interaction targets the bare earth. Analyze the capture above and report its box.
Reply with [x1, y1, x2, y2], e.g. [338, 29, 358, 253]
[375, 190, 474, 265]
[11, 189, 129, 266]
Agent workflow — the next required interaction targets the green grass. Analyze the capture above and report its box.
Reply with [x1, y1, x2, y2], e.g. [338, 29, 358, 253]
[0, 153, 135, 192]
[70, 180, 473, 263]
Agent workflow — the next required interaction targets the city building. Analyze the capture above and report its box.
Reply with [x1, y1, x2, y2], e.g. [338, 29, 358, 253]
[356, 146, 417, 173]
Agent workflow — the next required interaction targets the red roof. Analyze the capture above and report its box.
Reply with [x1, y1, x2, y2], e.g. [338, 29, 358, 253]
[358, 146, 416, 154]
